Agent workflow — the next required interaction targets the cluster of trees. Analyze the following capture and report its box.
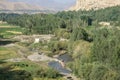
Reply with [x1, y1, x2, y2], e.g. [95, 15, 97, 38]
[56, 6, 120, 22]
[0, 6, 119, 35]
[69, 28, 120, 80]
[70, 27, 89, 41]
[0, 13, 60, 34]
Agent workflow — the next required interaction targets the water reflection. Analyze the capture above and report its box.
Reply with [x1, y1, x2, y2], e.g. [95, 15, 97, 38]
[49, 54, 73, 75]
[57, 54, 73, 63]
[48, 61, 71, 75]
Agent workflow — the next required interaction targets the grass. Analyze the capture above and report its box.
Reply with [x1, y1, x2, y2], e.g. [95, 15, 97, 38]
[12, 61, 46, 72]
[34, 77, 65, 80]
[0, 22, 10, 26]
[0, 45, 23, 60]
[0, 27, 22, 32]
[0, 48, 18, 60]
[0, 27, 23, 38]
[0, 47, 7, 50]
[0, 60, 64, 80]
[0, 22, 23, 38]
[0, 22, 20, 27]
[11, 61, 63, 79]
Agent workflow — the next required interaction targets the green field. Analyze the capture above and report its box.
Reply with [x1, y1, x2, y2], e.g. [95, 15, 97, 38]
[0, 22, 23, 38]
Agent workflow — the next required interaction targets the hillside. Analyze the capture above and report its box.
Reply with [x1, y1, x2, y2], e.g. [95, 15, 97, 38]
[70, 0, 120, 11]
[0, 0, 44, 10]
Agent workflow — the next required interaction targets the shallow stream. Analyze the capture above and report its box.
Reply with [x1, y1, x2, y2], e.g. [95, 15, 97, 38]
[48, 54, 73, 75]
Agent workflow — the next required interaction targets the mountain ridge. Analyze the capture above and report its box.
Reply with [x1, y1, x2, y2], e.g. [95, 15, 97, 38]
[0, 0, 45, 11]
[8, 0, 75, 11]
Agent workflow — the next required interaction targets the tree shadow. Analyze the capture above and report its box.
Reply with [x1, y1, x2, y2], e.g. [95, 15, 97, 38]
[0, 40, 17, 46]
[0, 60, 6, 64]
[0, 65, 33, 80]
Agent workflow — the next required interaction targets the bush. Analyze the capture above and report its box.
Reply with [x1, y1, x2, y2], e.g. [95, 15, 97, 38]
[48, 41, 68, 52]
[70, 27, 88, 41]
[36, 68, 62, 78]
[89, 64, 108, 80]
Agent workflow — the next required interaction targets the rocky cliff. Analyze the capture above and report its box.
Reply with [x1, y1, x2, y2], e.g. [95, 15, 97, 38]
[70, 0, 120, 11]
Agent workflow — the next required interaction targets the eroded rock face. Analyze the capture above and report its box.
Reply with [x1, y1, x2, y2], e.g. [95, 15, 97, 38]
[70, 0, 120, 11]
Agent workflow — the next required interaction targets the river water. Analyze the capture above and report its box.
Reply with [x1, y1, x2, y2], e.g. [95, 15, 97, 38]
[48, 61, 71, 75]
[48, 54, 73, 75]
[57, 54, 73, 63]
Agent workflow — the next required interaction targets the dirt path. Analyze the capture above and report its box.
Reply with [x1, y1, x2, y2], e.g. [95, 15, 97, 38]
[27, 53, 53, 62]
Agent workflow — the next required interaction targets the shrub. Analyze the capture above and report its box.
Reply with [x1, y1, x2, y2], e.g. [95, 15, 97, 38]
[36, 68, 62, 78]
[70, 27, 88, 41]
